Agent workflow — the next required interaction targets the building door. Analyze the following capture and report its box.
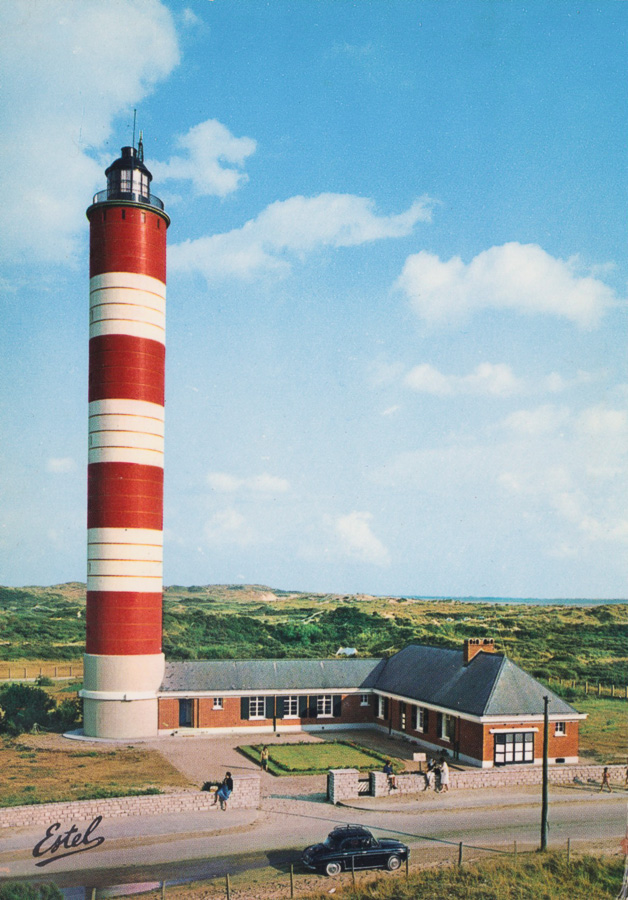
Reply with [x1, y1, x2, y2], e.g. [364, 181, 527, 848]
[494, 732, 534, 765]
[179, 699, 193, 727]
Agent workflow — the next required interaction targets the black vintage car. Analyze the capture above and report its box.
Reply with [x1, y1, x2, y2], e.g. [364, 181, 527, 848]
[301, 825, 409, 876]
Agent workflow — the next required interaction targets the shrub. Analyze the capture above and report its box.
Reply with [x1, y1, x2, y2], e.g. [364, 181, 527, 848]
[0, 684, 55, 735]
[0, 884, 62, 900]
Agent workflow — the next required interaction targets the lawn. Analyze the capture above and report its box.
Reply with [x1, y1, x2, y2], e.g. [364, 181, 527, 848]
[238, 740, 402, 776]
[0, 736, 192, 807]
[577, 697, 628, 763]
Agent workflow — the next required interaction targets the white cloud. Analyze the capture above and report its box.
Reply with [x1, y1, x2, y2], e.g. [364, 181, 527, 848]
[170, 194, 433, 281]
[151, 119, 256, 197]
[46, 457, 76, 474]
[395, 242, 617, 328]
[203, 508, 255, 547]
[375, 400, 628, 559]
[405, 362, 523, 397]
[0, 0, 179, 263]
[207, 471, 290, 494]
[335, 512, 390, 566]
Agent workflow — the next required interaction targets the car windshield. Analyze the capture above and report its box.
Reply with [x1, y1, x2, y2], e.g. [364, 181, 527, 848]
[323, 835, 342, 849]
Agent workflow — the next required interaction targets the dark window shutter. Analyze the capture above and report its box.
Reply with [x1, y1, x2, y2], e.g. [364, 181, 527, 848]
[310, 695, 319, 718]
[276, 696, 285, 719]
[240, 697, 249, 720]
[333, 695, 342, 717]
[384, 697, 389, 719]
[265, 696, 275, 719]
[299, 695, 308, 718]
[436, 712, 442, 736]
[424, 708, 429, 732]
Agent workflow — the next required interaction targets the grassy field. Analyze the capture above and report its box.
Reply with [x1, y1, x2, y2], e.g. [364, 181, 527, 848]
[0, 735, 192, 807]
[123, 852, 625, 900]
[577, 697, 628, 763]
[239, 740, 402, 776]
[1, 584, 626, 693]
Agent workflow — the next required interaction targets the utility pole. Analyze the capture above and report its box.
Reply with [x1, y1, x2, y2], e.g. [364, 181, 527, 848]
[540, 695, 549, 851]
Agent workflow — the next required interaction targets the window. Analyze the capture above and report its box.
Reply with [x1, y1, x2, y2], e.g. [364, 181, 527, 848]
[284, 696, 298, 718]
[360, 693, 370, 706]
[494, 731, 534, 765]
[413, 706, 425, 733]
[440, 713, 455, 742]
[317, 695, 333, 717]
[249, 696, 266, 719]
[555, 721, 566, 736]
[212, 697, 223, 710]
[378, 696, 386, 719]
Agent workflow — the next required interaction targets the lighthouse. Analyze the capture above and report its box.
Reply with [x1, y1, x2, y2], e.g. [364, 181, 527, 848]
[81, 142, 169, 738]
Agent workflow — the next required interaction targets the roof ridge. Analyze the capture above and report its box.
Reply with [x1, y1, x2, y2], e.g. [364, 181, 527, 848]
[480, 652, 507, 715]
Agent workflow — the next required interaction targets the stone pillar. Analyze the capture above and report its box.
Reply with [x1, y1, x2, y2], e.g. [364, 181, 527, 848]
[328, 768, 359, 804]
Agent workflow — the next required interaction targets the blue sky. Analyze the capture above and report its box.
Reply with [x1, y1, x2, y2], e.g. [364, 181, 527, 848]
[1, 0, 626, 598]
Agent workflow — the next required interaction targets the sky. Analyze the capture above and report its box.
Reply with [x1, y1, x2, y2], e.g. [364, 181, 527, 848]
[0, 0, 626, 599]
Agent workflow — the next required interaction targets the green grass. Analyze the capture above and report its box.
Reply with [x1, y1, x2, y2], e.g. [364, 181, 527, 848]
[577, 697, 628, 763]
[238, 740, 402, 776]
[306, 853, 624, 899]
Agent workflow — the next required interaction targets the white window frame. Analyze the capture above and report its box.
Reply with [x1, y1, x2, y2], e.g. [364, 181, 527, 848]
[249, 696, 266, 719]
[212, 697, 223, 710]
[554, 721, 566, 736]
[377, 695, 386, 719]
[360, 693, 370, 706]
[284, 696, 298, 718]
[413, 705, 425, 733]
[317, 695, 333, 718]
[440, 713, 453, 741]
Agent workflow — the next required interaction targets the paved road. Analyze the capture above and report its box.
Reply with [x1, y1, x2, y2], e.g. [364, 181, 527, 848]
[1, 784, 625, 893]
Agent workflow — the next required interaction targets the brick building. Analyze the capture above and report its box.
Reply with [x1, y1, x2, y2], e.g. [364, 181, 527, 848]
[157, 639, 584, 768]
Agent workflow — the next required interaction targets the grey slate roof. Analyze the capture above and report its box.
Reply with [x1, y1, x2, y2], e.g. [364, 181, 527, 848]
[372, 645, 578, 717]
[161, 657, 385, 693]
[160, 644, 579, 718]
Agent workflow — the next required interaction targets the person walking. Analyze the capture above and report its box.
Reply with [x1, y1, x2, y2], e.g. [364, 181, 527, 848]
[599, 766, 612, 793]
[260, 745, 269, 772]
[439, 759, 450, 793]
[215, 771, 234, 810]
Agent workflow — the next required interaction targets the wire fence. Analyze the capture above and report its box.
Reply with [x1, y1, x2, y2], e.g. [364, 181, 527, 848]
[106, 836, 580, 899]
[0, 662, 82, 681]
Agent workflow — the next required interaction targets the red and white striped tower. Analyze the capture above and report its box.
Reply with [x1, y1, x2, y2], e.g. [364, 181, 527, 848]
[81, 143, 169, 738]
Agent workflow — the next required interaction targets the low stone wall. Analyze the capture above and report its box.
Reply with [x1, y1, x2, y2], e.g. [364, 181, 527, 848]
[369, 764, 625, 798]
[0, 774, 261, 829]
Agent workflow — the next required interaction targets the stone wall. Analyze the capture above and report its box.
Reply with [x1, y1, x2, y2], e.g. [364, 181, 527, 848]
[0, 774, 261, 829]
[365, 765, 625, 800]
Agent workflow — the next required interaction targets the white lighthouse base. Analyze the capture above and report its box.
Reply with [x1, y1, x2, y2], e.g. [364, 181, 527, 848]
[80, 652, 165, 739]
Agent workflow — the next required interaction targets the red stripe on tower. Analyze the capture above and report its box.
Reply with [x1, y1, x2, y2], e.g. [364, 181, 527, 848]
[82, 142, 170, 739]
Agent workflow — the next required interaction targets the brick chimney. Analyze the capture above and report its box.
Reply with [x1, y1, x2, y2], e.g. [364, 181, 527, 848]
[463, 637, 495, 665]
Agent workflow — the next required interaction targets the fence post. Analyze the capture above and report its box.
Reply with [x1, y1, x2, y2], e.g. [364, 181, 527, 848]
[91, 890, 96, 900]
[458, 842, 463, 866]
[23, 667, 27, 679]
[406, 855, 409, 881]
[70, 665, 73, 677]
[54, 666, 58, 678]
[513, 840, 517, 862]
[611, 684, 615, 698]
[161, 882, 166, 899]
[290, 863, 294, 898]
[585, 681, 588, 694]
[597, 682, 601, 696]
[225, 873, 231, 900]
[567, 838, 570, 864]
[351, 855, 356, 887]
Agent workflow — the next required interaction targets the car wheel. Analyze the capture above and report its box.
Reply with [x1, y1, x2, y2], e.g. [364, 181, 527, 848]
[325, 861, 342, 876]
[387, 855, 401, 871]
